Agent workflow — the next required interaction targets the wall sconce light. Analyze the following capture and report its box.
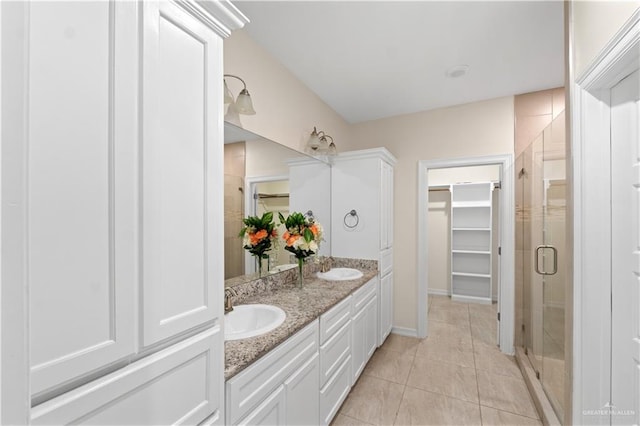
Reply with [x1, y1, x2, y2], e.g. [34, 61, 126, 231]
[306, 127, 337, 156]
[224, 74, 255, 126]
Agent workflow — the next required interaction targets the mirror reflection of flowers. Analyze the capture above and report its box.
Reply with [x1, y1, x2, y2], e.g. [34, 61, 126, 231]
[279, 211, 323, 288]
[239, 212, 277, 276]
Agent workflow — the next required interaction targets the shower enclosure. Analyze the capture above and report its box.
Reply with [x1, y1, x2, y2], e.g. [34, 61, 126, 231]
[516, 111, 567, 420]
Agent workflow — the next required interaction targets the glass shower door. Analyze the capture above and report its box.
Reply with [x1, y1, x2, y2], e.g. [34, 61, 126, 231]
[527, 130, 545, 377]
[519, 111, 566, 421]
[539, 111, 566, 419]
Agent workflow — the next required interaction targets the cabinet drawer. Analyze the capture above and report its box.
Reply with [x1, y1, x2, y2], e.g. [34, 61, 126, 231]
[320, 297, 351, 345]
[319, 355, 352, 426]
[352, 278, 377, 313]
[31, 327, 222, 425]
[319, 321, 351, 387]
[226, 320, 319, 425]
[380, 247, 393, 277]
[236, 385, 286, 426]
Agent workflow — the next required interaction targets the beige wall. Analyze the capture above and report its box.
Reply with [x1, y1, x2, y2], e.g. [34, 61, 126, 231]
[350, 97, 515, 330]
[427, 190, 451, 296]
[224, 30, 354, 154]
[572, 1, 639, 78]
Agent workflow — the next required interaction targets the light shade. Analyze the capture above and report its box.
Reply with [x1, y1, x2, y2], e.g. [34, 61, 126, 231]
[306, 126, 337, 156]
[307, 127, 321, 151]
[224, 80, 234, 104]
[235, 89, 256, 115]
[327, 141, 337, 156]
[224, 102, 242, 127]
[318, 136, 329, 152]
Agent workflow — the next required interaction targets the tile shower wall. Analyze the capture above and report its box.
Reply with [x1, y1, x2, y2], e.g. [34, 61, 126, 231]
[224, 142, 246, 279]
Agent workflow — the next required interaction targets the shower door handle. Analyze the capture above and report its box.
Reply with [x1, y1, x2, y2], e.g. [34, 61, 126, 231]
[535, 245, 558, 275]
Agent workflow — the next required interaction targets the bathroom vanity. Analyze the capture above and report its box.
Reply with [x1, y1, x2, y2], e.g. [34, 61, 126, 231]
[224, 260, 379, 425]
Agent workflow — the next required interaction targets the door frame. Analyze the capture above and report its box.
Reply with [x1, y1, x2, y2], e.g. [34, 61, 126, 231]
[417, 154, 515, 354]
[1, 2, 32, 423]
[571, 8, 640, 424]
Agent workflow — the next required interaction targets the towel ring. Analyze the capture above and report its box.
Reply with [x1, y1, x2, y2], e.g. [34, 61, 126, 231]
[344, 210, 359, 228]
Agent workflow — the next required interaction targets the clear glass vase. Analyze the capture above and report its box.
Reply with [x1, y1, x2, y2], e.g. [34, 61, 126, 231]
[297, 257, 304, 289]
[256, 255, 263, 277]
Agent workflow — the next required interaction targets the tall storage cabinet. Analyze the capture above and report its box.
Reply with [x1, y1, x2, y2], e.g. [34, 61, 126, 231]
[1, 1, 247, 424]
[450, 182, 494, 304]
[331, 148, 396, 346]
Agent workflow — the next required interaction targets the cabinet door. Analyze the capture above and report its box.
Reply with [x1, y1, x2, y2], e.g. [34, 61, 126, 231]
[379, 273, 393, 345]
[387, 163, 394, 247]
[380, 161, 393, 250]
[28, 1, 137, 396]
[237, 385, 286, 426]
[31, 328, 222, 425]
[141, 1, 224, 346]
[351, 306, 366, 384]
[364, 296, 378, 361]
[285, 353, 320, 426]
[319, 356, 351, 426]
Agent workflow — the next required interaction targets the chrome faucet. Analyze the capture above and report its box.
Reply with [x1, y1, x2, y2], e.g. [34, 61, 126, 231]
[225, 287, 238, 314]
[320, 256, 332, 273]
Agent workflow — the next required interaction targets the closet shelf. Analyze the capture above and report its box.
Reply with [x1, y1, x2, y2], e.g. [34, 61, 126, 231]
[452, 250, 491, 255]
[450, 182, 494, 304]
[452, 201, 491, 208]
[452, 272, 491, 278]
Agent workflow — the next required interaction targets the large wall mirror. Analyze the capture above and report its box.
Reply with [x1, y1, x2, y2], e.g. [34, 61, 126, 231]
[224, 122, 332, 286]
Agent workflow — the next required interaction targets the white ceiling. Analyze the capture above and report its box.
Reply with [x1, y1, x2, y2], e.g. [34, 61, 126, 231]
[235, 1, 565, 124]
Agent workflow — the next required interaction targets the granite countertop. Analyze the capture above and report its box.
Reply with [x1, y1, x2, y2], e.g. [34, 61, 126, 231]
[224, 268, 378, 380]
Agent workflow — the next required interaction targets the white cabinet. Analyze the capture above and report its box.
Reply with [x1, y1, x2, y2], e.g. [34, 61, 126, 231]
[351, 278, 378, 383]
[238, 386, 286, 426]
[31, 328, 223, 425]
[319, 299, 352, 426]
[140, 0, 223, 347]
[226, 321, 319, 425]
[331, 148, 396, 346]
[5, 0, 247, 422]
[225, 286, 385, 426]
[379, 273, 393, 343]
[380, 161, 394, 250]
[27, 0, 138, 397]
[450, 182, 494, 304]
[285, 354, 320, 426]
[319, 356, 351, 426]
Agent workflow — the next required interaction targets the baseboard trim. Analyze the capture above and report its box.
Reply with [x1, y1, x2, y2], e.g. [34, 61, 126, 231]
[391, 327, 418, 338]
[428, 288, 499, 302]
[427, 288, 450, 296]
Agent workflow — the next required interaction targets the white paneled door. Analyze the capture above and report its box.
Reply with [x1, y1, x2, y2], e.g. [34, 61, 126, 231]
[611, 69, 640, 425]
[141, 1, 223, 346]
[29, 1, 137, 396]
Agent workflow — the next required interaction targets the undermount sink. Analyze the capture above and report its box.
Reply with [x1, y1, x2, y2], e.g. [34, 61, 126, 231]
[225, 304, 286, 341]
[317, 267, 364, 281]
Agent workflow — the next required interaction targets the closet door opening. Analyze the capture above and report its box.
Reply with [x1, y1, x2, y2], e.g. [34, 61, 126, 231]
[427, 165, 501, 346]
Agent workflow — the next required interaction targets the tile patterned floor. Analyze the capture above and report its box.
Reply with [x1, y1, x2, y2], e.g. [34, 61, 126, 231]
[332, 295, 541, 426]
